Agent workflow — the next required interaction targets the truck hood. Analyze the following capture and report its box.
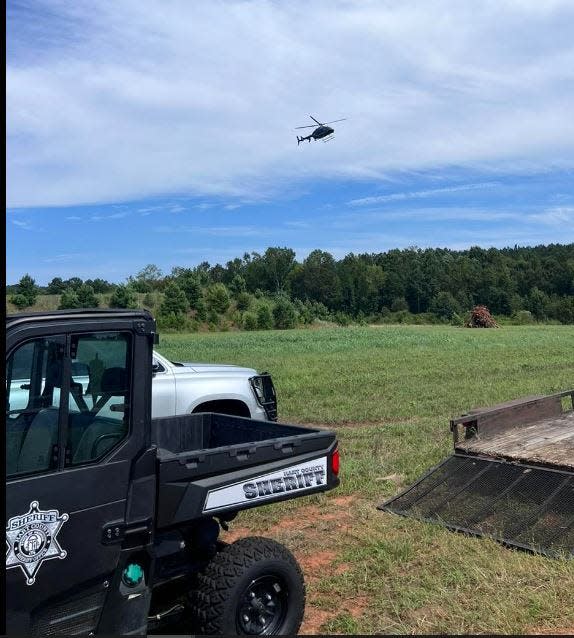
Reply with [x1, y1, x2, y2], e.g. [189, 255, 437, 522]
[171, 362, 258, 375]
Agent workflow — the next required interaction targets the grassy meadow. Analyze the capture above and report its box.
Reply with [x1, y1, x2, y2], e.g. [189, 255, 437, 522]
[158, 325, 574, 635]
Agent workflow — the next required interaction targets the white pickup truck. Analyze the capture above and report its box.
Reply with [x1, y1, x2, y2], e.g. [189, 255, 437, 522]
[7, 350, 277, 422]
[150, 350, 277, 420]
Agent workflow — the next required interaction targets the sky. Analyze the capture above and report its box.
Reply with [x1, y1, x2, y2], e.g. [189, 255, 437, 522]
[6, 0, 574, 285]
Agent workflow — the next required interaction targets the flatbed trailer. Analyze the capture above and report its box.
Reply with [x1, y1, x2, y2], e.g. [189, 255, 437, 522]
[380, 391, 574, 558]
[451, 390, 574, 470]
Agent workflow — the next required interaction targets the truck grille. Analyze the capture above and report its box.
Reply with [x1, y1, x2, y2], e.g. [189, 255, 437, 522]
[379, 455, 574, 558]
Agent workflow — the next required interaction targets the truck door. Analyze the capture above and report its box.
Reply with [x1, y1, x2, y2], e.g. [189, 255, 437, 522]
[6, 329, 138, 635]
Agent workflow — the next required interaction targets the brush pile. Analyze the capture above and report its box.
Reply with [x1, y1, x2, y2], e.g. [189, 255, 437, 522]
[466, 305, 499, 328]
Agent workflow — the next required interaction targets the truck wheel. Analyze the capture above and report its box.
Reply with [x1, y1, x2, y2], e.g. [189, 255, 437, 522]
[190, 536, 305, 635]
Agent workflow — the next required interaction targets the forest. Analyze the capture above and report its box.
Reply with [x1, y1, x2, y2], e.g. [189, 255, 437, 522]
[7, 243, 574, 328]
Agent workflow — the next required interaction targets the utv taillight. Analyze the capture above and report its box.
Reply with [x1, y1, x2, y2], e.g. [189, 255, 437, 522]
[331, 448, 340, 476]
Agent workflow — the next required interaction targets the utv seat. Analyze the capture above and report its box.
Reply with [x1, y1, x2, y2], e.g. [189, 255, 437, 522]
[11, 359, 63, 475]
[16, 407, 60, 473]
[73, 367, 128, 464]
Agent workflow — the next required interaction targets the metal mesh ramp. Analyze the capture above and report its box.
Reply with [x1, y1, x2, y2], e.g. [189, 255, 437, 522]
[379, 455, 574, 558]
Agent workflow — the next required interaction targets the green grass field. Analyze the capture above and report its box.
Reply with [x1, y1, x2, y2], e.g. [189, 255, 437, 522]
[158, 325, 574, 635]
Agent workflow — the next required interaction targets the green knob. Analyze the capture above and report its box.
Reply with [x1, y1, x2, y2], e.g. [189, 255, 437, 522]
[122, 563, 144, 587]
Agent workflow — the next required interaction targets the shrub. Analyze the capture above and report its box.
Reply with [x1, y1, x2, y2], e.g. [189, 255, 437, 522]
[59, 288, 81, 309]
[205, 283, 231, 314]
[526, 287, 548, 320]
[142, 292, 157, 309]
[243, 312, 258, 331]
[156, 312, 193, 332]
[10, 294, 30, 310]
[10, 274, 39, 308]
[230, 274, 247, 295]
[179, 274, 202, 309]
[293, 299, 313, 325]
[256, 303, 274, 330]
[512, 310, 535, 325]
[235, 291, 253, 312]
[334, 312, 352, 327]
[390, 310, 413, 324]
[160, 283, 189, 316]
[109, 285, 137, 309]
[193, 298, 208, 322]
[207, 309, 220, 325]
[450, 312, 465, 327]
[391, 297, 409, 312]
[76, 284, 99, 308]
[273, 296, 297, 329]
[429, 291, 461, 321]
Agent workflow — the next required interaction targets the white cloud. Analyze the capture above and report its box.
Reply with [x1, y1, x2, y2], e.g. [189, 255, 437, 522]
[10, 217, 43, 231]
[88, 211, 131, 221]
[137, 202, 189, 215]
[11, 218, 33, 229]
[43, 253, 81, 263]
[348, 182, 501, 206]
[7, 0, 574, 208]
[528, 206, 574, 224]
[155, 224, 267, 237]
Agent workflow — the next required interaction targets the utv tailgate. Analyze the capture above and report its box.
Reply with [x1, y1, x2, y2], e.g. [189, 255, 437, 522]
[153, 413, 338, 527]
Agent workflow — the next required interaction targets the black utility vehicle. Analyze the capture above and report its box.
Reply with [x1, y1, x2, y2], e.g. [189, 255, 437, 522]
[6, 310, 340, 635]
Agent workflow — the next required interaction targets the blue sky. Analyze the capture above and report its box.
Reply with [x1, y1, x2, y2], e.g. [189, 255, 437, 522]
[7, 1, 574, 285]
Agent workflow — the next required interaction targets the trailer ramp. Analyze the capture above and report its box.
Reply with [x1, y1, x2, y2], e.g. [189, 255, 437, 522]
[379, 454, 574, 558]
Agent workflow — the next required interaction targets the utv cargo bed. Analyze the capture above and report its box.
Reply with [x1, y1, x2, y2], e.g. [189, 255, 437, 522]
[154, 412, 338, 527]
[380, 391, 574, 558]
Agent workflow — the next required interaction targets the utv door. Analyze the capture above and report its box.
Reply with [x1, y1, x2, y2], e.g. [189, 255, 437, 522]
[6, 322, 152, 636]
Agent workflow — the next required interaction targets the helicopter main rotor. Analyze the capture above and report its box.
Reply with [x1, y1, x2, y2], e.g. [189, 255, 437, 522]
[294, 115, 347, 129]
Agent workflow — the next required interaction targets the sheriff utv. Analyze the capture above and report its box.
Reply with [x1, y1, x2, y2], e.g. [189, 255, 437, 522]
[6, 310, 340, 635]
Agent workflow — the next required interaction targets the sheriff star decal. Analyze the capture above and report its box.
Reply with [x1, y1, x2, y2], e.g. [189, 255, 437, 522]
[6, 501, 69, 585]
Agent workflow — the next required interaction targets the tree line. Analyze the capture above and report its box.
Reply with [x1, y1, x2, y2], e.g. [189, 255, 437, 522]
[7, 243, 574, 328]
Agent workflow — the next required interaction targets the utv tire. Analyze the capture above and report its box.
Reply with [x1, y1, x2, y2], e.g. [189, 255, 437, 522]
[189, 536, 305, 635]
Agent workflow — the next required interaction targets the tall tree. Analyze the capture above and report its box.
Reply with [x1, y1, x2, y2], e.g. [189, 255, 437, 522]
[291, 250, 341, 309]
[46, 277, 66, 294]
[129, 264, 164, 292]
[160, 283, 189, 316]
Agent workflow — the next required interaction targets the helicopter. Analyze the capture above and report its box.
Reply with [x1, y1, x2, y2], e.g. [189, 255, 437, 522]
[295, 115, 347, 145]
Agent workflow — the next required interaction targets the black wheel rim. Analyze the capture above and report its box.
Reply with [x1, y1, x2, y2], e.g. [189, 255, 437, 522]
[236, 574, 288, 635]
